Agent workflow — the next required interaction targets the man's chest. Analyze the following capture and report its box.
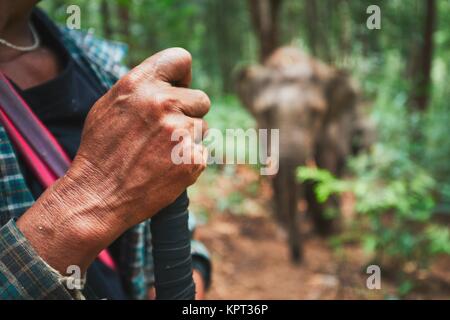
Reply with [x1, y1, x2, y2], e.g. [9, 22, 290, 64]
[0, 45, 63, 90]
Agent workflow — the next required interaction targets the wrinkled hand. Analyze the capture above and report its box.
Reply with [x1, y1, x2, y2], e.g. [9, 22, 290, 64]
[18, 48, 210, 274]
[70, 47, 209, 225]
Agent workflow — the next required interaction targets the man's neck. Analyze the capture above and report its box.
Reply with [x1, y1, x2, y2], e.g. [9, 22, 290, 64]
[0, 0, 38, 48]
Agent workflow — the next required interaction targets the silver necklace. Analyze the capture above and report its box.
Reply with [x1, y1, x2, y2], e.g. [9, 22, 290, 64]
[0, 23, 40, 52]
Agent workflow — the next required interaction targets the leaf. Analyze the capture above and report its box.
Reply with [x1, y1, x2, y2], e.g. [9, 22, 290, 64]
[398, 280, 414, 296]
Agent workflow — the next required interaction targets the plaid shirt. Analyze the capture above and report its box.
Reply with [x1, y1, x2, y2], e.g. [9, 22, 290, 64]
[0, 21, 210, 300]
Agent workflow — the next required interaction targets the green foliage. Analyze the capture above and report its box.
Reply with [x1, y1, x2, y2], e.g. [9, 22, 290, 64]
[39, 0, 258, 97]
[297, 42, 450, 291]
[298, 145, 449, 283]
[297, 65, 450, 293]
[204, 95, 255, 132]
[297, 167, 350, 204]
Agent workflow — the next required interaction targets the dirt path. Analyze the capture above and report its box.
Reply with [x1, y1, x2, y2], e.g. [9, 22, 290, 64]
[197, 213, 450, 299]
[190, 166, 450, 299]
[197, 213, 369, 299]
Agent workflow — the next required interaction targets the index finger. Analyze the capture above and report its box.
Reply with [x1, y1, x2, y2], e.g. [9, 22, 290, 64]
[135, 47, 192, 87]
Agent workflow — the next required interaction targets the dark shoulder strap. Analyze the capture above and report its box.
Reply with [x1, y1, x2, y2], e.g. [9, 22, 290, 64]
[0, 73, 71, 178]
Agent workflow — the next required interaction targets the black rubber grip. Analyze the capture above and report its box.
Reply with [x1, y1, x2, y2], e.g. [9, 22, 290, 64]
[150, 191, 195, 300]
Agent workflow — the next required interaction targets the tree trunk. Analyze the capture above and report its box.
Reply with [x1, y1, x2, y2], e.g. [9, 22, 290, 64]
[338, 0, 352, 62]
[410, 0, 436, 111]
[248, 0, 283, 62]
[117, 2, 131, 43]
[304, 0, 332, 62]
[100, 0, 113, 39]
[117, 2, 134, 65]
[213, 0, 237, 93]
[304, 0, 318, 56]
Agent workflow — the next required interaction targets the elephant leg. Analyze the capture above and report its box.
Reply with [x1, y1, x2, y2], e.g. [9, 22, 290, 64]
[286, 162, 302, 263]
[272, 168, 285, 226]
[272, 159, 293, 227]
[272, 160, 302, 263]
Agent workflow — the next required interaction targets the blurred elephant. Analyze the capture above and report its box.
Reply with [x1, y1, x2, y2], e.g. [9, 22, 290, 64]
[237, 47, 371, 262]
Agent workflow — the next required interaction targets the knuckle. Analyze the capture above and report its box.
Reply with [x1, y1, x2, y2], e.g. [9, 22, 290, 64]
[162, 120, 177, 137]
[156, 93, 182, 111]
[118, 73, 140, 95]
[196, 90, 211, 111]
[181, 164, 195, 182]
[198, 161, 207, 172]
[189, 170, 200, 185]
[202, 119, 209, 132]
[171, 47, 192, 65]
[184, 118, 195, 131]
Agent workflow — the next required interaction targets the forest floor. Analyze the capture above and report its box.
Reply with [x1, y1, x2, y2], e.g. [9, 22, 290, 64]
[190, 165, 450, 300]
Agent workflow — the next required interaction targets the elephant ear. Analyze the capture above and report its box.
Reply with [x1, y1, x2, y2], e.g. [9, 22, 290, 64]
[325, 70, 358, 119]
[236, 65, 275, 116]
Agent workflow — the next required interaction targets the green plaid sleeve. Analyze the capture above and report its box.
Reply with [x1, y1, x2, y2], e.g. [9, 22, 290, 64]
[0, 219, 82, 300]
